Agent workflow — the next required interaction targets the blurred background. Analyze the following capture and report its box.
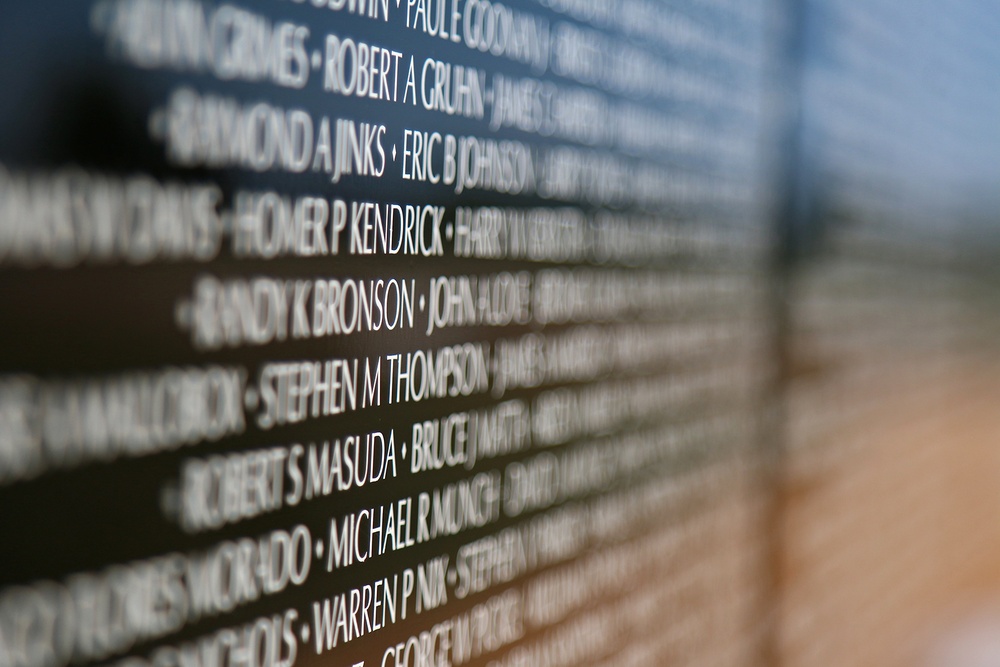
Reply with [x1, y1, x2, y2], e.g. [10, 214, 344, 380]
[777, 1, 1000, 665]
